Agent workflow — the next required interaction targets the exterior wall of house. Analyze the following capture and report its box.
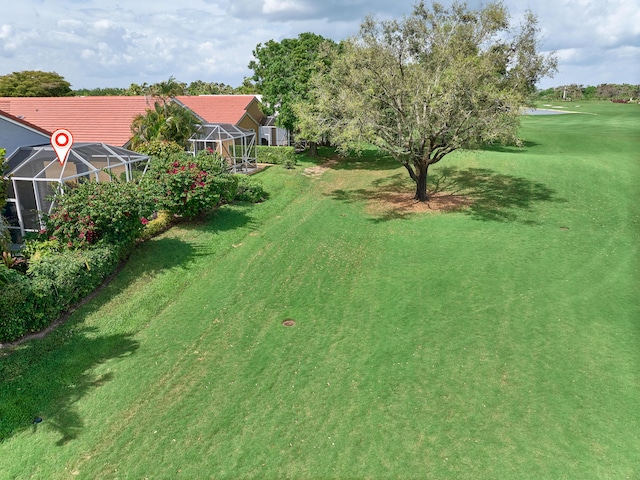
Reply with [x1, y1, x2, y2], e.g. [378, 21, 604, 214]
[259, 126, 291, 146]
[237, 116, 259, 134]
[0, 117, 49, 157]
[238, 100, 266, 135]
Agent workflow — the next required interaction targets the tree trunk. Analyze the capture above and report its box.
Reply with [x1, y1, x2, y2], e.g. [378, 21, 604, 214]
[415, 162, 429, 202]
[308, 141, 319, 157]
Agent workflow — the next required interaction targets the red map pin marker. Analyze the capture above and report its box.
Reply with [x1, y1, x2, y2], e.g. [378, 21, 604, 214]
[51, 129, 74, 165]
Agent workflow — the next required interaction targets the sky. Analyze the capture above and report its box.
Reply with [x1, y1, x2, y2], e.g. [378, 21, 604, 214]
[1, 0, 638, 91]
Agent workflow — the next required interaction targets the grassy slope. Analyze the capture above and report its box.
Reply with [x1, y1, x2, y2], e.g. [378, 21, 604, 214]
[0, 102, 638, 479]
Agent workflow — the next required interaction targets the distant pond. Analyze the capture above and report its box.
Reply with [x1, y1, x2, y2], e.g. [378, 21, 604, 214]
[523, 108, 571, 115]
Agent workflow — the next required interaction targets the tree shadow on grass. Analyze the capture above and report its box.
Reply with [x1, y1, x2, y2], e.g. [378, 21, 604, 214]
[185, 204, 255, 235]
[480, 140, 540, 154]
[329, 151, 400, 171]
[302, 146, 401, 171]
[328, 167, 564, 223]
[434, 166, 565, 223]
[0, 327, 139, 445]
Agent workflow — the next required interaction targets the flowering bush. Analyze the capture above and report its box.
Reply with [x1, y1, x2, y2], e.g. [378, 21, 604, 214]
[43, 180, 155, 251]
[143, 149, 232, 218]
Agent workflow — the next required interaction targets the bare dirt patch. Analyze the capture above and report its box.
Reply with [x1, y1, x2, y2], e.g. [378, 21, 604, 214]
[367, 191, 474, 215]
[303, 158, 339, 178]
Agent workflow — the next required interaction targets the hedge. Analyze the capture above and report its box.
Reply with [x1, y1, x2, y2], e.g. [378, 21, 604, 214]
[257, 146, 296, 165]
[0, 245, 121, 343]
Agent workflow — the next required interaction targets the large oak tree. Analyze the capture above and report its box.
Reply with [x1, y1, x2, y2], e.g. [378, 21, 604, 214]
[300, 1, 557, 201]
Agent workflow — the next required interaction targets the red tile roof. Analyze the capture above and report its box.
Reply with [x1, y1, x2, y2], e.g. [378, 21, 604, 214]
[0, 96, 150, 146]
[175, 95, 260, 124]
[0, 95, 262, 146]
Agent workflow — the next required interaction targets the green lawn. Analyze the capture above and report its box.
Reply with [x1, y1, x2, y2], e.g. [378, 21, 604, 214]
[1, 102, 639, 479]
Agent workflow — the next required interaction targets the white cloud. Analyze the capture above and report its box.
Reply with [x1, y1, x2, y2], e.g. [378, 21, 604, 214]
[262, 0, 309, 15]
[0, 24, 13, 39]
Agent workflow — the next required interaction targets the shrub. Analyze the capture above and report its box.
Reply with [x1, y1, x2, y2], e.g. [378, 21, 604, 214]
[142, 149, 229, 218]
[234, 176, 269, 203]
[257, 146, 296, 166]
[212, 174, 240, 204]
[133, 139, 184, 160]
[43, 181, 155, 252]
[0, 267, 31, 341]
[140, 210, 175, 241]
[0, 245, 120, 342]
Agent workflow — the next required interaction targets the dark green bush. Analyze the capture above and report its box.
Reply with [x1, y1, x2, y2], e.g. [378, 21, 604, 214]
[257, 146, 296, 166]
[212, 174, 240, 204]
[0, 267, 30, 341]
[234, 176, 269, 203]
[0, 245, 120, 342]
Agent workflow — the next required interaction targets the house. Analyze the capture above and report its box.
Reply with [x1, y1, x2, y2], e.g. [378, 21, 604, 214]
[3, 140, 150, 241]
[0, 105, 151, 241]
[0, 109, 51, 157]
[0, 95, 266, 147]
[0, 94, 271, 173]
[0, 96, 150, 146]
[0, 95, 271, 239]
[260, 115, 291, 146]
[174, 95, 265, 171]
[175, 95, 265, 137]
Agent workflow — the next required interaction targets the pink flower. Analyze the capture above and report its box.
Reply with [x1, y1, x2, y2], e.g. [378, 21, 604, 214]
[141, 217, 149, 225]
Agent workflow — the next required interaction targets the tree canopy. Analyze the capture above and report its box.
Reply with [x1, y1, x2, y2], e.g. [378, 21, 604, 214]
[249, 33, 338, 135]
[0, 70, 73, 97]
[299, 1, 557, 201]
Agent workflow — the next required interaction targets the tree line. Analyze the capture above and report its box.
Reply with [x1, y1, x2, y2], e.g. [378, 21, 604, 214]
[535, 83, 640, 102]
[0, 71, 258, 98]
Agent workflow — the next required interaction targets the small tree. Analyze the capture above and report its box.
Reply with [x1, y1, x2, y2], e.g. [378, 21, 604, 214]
[130, 101, 199, 149]
[148, 76, 187, 105]
[301, 1, 557, 201]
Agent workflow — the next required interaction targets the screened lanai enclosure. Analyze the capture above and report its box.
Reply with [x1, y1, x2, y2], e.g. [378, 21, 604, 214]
[3, 143, 150, 240]
[189, 123, 257, 173]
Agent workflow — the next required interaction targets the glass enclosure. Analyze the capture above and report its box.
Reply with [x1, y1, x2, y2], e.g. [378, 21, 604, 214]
[189, 123, 257, 173]
[3, 143, 150, 240]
